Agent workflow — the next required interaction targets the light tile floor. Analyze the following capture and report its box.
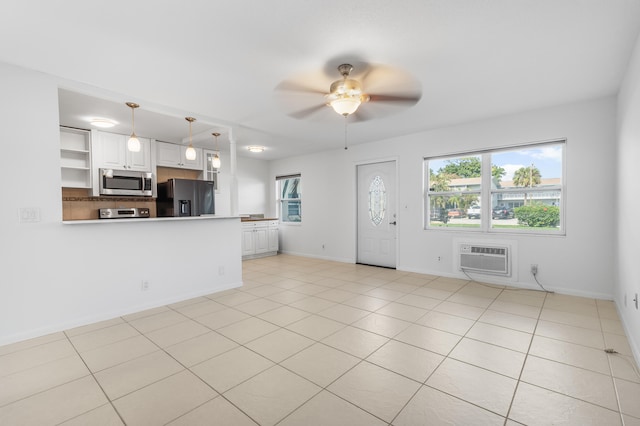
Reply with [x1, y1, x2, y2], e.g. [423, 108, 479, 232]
[1, 254, 639, 425]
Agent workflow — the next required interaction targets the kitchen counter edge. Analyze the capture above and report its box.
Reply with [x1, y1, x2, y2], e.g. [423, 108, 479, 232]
[62, 215, 241, 225]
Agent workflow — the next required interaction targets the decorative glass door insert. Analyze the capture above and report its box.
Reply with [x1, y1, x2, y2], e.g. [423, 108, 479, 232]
[368, 175, 386, 226]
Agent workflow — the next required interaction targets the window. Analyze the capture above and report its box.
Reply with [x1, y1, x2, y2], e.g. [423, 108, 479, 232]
[425, 141, 565, 234]
[276, 174, 301, 223]
[427, 155, 482, 229]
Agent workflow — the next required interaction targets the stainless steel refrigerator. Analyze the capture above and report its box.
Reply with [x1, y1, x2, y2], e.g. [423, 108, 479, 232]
[156, 178, 215, 217]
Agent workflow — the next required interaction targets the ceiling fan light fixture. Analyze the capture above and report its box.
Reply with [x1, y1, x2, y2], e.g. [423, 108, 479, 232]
[125, 102, 141, 152]
[247, 146, 264, 153]
[185, 116, 197, 161]
[326, 65, 369, 116]
[330, 96, 362, 116]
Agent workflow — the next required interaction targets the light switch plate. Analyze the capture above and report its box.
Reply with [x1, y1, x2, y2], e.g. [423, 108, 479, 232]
[19, 207, 41, 223]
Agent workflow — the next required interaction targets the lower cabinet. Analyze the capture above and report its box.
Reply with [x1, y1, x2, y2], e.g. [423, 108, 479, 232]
[242, 220, 279, 259]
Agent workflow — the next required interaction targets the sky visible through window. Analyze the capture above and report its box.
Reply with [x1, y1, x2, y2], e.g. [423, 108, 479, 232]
[429, 145, 562, 182]
[492, 145, 562, 181]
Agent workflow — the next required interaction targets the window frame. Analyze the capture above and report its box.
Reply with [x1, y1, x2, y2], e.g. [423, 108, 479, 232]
[276, 173, 302, 224]
[424, 139, 566, 235]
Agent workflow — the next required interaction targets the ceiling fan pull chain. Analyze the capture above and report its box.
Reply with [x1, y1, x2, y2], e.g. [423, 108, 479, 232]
[344, 116, 348, 150]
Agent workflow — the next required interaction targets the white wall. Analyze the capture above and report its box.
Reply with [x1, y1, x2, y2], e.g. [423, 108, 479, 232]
[0, 62, 243, 346]
[237, 156, 270, 215]
[616, 32, 640, 364]
[270, 97, 617, 299]
[214, 154, 269, 216]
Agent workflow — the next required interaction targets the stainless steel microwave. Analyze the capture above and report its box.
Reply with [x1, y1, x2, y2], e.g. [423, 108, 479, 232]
[99, 168, 154, 197]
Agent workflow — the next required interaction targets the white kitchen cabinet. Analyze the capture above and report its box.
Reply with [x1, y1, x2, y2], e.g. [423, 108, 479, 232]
[92, 130, 151, 172]
[267, 220, 279, 253]
[202, 149, 219, 191]
[60, 127, 91, 188]
[241, 226, 257, 257]
[242, 220, 278, 259]
[156, 141, 203, 170]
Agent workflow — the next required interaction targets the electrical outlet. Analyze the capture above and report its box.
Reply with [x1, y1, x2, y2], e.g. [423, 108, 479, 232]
[530, 264, 538, 275]
[438, 256, 441, 261]
[322, 244, 325, 250]
[141, 280, 149, 291]
[218, 266, 225, 276]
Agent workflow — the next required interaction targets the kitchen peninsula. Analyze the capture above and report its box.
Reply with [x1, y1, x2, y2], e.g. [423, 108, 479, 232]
[3, 116, 246, 347]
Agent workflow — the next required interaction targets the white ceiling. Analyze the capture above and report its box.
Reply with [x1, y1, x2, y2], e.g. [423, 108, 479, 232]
[2, 1, 640, 160]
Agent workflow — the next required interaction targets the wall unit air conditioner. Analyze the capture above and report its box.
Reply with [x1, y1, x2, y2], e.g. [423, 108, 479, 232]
[459, 244, 510, 276]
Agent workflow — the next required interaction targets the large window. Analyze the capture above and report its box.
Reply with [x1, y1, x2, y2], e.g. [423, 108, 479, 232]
[425, 141, 565, 234]
[277, 174, 301, 223]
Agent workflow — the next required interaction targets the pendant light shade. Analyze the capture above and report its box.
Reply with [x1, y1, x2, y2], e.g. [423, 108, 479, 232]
[185, 146, 197, 161]
[185, 117, 197, 161]
[126, 102, 141, 152]
[211, 132, 221, 169]
[211, 154, 221, 168]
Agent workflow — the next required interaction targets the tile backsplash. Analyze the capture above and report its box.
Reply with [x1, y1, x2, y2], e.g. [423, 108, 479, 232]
[62, 188, 157, 220]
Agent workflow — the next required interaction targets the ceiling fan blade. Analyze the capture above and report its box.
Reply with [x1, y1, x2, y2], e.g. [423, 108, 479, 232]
[350, 108, 374, 122]
[276, 80, 326, 95]
[368, 93, 421, 104]
[289, 104, 327, 119]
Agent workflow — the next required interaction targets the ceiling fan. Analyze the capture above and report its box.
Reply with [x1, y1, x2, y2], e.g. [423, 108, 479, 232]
[276, 62, 422, 121]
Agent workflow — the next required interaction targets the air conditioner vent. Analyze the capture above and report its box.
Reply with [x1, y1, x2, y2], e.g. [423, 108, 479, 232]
[460, 244, 510, 276]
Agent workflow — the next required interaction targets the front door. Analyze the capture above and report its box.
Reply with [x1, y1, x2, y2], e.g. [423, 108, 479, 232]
[357, 161, 397, 268]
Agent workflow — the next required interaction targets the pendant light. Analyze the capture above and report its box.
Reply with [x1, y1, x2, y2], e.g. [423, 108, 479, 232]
[211, 132, 221, 169]
[184, 117, 197, 161]
[126, 102, 141, 152]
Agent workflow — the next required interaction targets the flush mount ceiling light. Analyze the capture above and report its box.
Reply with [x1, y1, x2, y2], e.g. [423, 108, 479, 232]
[90, 118, 117, 128]
[247, 146, 264, 153]
[184, 117, 197, 161]
[125, 102, 141, 152]
[211, 132, 221, 169]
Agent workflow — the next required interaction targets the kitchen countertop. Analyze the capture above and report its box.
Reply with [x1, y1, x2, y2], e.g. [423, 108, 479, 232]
[63, 215, 240, 225]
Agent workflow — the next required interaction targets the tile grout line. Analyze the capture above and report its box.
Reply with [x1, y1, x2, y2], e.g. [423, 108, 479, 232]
[118, 306, 256, 426]
[597, 300, 627, 425]
[61, 329, 128, 426]
[502, 289, 550, 424]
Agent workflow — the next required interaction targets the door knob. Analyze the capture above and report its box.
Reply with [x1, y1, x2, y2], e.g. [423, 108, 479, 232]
[389, 221, 397, 225]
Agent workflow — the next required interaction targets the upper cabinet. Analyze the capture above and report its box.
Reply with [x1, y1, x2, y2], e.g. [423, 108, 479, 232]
[92, 131, 151, 172]
[203, 149, 219, 190]
[60, 127, 92, 188]
[156, 141, 203, 170]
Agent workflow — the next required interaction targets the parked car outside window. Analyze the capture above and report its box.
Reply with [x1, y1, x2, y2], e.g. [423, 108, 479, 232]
[447, 208, 466, 218]
[492, 205, 514, 219]
[467, 205, 481, 219]
[430, 207, 448, 223]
